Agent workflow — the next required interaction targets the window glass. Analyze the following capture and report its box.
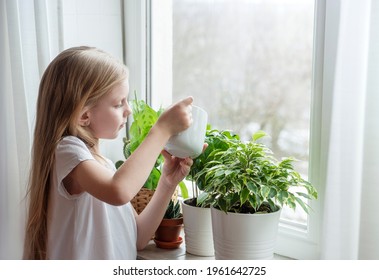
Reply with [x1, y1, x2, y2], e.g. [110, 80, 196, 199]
[170, 0, 315, 225]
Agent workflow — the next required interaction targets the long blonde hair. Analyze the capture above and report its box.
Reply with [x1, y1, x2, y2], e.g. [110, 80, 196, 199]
[23, 46, 128, 259]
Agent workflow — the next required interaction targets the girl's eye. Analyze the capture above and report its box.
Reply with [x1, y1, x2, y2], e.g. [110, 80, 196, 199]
[115, 99, 126, 108]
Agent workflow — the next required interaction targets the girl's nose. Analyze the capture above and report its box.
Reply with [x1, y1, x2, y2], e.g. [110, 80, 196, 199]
[124, 103, 132, 117]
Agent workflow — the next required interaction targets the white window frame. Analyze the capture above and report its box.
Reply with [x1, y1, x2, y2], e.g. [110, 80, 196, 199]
[123, 0, 150, 103]
[124, 0, 329, 259]
[275, 0, 327, 259]
[123, 0, 172, 109]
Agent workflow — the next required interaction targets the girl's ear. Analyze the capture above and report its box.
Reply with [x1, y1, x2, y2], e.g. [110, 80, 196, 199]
[78, 107, 91, 127]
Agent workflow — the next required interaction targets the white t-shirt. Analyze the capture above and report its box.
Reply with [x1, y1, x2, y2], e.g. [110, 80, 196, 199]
[47, 136, 137, 259]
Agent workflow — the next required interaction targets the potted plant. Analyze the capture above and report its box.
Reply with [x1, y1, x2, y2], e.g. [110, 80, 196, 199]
[116, 95, 188, 213]
[154, 200, 184, 249]
[181, 127, 240, 256]
[193, 130, 318, 259]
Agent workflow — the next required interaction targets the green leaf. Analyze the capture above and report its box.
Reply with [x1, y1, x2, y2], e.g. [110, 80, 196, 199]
[268, 188, 277, 198]
[295, 192, 312, 200]
[261, 185, 271, 198]
[217, 198, 227, 213]
[279, 190, 288, 201]
[196, 192, 208, 206]
[115, 160, 124, 169]
[267, 199, 278, 212]
[224, 169, 233, 176]
[240, 188, 250, 205]
[252, 130, 267, 142]
[179, 181, 189, 199]
[164, 200, 182, 219]
[248, 195, 258, 211]
[230, 192, 240, 208]
[246, 181, 258, 194]
[144, 166, 161, 190]
[287, 196, 297, 209]
[295, 197, 310, 214]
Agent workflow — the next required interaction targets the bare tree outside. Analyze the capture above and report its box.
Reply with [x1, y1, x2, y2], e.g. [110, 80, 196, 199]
[172, 0, 314, 175]
[172, 0, 315, 223]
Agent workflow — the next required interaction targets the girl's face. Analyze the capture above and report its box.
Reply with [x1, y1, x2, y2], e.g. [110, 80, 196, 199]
[87, 80, 132, 139]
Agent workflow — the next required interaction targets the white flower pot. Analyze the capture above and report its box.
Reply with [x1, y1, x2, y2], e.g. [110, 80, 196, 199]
[211, 206, 281, 260]
[182, 200, 214, 257]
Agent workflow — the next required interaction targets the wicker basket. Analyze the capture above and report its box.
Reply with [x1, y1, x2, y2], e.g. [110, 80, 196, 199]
[131, 188, 155, 215]
[131, 187, 179, 215]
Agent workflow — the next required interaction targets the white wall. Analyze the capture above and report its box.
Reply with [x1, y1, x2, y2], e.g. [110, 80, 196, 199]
[61, 0, 125, 163]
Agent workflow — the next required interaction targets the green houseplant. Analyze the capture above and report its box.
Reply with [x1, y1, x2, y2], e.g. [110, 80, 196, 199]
[154, 200, 184, 249]
[115, 96, 164, 189]
[186, 127, 241, 206]
[195, 130, 317, 214]
[116, 96, 188, 213]
[163, 199, 182, 219]
[181, 127, 239, 256]
[192, 130, 318, 259]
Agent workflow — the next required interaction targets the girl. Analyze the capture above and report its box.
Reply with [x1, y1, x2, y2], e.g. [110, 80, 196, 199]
[23, 46, 194, 259]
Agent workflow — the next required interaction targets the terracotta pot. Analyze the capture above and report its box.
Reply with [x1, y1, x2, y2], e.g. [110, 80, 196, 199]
[155, 217, 183, 242]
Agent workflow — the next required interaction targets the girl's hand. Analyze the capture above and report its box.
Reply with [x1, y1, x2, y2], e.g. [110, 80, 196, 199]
[159, 143, 208, 190]
[159, 149, 193, 189]
[133, 143, 207, 249]
[155, 96, 193, 137]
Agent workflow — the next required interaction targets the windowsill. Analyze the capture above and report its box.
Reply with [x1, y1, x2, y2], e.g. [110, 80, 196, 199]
[137, 239, 214, 260]
[137, 230, 293, 260]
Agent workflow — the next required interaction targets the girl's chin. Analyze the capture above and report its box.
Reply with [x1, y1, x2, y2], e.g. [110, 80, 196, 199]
[100, 126, 125, 139]
[102, 131, 121, 140]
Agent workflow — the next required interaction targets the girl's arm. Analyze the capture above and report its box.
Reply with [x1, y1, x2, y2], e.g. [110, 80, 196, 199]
[134, 150, 193, 250]
[66, 97, 193, 205]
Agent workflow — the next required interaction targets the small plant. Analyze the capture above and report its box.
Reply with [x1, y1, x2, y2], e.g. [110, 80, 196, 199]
[164, 200, 182, 219]
[155, 199, 184, 246]
[116, 93, 188, 197]
[192, 130, 318, 214]
[115, 93, 164, 189]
